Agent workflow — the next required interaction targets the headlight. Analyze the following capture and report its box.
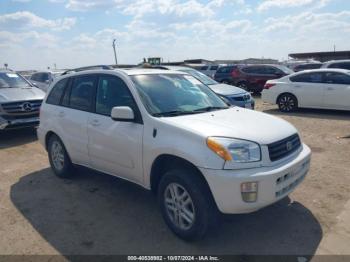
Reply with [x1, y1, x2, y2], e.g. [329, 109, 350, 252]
[207, 137, 261, 163]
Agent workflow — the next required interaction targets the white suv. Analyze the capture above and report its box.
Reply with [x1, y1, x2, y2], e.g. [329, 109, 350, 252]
[38, 67, 311, 240]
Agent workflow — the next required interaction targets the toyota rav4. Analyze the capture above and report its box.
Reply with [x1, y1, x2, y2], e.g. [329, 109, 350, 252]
[37, 67, 311, 240]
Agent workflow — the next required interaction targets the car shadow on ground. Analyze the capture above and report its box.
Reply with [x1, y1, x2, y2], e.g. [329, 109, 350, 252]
[263, 107, 350, 121]
[10, 167, 322, 256]
[0, 128, 37, 149]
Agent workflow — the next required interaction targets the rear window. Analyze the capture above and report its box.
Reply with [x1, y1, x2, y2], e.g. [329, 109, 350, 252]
[200, 66, 209, 70]
[46, 78, 69, 105]
[210, 65, 218, 70]
[216, 66, 234, 73]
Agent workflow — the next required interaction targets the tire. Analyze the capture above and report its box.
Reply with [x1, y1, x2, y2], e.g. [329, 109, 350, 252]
[277, 93, 298, 112]
[237, 81, 249, 91]
[47, 134, 74, 178]
[157, 168, 218, 241]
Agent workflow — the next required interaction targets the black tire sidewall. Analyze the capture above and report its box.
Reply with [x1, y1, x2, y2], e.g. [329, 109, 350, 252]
[48, 135, 73, 178]
[158, 169, 213, 241]
[278, 94, 297, 112]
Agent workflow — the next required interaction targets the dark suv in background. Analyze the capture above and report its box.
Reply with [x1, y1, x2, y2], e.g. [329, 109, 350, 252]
[214, 64, 293, 93]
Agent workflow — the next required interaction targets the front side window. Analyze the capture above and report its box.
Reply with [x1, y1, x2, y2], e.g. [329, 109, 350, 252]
[96, 75, 137, 116]
[0, 72, 31, 88]
[130, 74, 228, 116]
[324, 72, 350, 85]
[69, 75, 96, 111]
[46, 78, 69, 105]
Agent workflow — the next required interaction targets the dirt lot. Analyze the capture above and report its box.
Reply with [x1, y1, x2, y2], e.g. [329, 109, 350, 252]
[0, 97, 349, 256]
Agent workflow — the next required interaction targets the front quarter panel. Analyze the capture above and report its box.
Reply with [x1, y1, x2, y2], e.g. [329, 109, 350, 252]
[142, 117, 225, 188]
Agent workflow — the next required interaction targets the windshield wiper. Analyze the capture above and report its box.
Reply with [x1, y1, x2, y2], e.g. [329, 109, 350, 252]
[152, 110, 200, 117]
[193, 106, 228, 112]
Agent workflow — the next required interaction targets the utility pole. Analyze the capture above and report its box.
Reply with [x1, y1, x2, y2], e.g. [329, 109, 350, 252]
[112, 39, 118, 65]
[333, 44, 336, 52]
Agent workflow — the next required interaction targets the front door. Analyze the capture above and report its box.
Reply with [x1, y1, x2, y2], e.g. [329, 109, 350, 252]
[323, 72, 350, 110]
[87, 74, 144, 184]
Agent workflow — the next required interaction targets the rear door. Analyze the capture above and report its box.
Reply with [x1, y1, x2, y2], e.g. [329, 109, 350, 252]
[242, 66, 272, 90]
[55, 74, 97, 166]
[323, 72, 350, 110]
[289, 72, 325, 108]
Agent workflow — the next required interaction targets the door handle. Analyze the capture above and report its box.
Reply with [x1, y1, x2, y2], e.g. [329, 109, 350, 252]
[327, 87, 335, 90]
[294, 85, 301, 88]
[58, 111, 65, 117]
[90, 119, 101, 126]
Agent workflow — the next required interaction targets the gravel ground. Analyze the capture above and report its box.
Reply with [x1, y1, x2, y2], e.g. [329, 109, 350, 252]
[0, 97, 349, 256]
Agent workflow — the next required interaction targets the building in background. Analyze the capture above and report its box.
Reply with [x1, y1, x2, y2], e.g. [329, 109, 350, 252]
[289, 50, 350, 62]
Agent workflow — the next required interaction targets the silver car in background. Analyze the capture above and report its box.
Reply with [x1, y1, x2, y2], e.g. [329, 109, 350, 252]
[30, 71, 64, 92]
[0, 70, 45, 130]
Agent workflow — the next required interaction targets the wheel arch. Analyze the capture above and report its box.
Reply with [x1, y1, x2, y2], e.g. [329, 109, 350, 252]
[150, 154, 211, 196]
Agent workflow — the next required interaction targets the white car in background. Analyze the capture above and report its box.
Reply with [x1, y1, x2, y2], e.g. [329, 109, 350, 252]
[262, 69, 350, 112]
[321, 59, 350, 70]
[30, 71, 64, 92]
[197, 64, 219, 78]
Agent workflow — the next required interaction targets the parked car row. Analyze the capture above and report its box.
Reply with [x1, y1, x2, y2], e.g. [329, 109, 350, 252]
[213, 64, 293, 93]
[37, 66, 311, 240]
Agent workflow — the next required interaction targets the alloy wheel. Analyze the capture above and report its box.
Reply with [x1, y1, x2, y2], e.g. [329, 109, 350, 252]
[51, 141, 65, 171]
[164, 183, 195, 230]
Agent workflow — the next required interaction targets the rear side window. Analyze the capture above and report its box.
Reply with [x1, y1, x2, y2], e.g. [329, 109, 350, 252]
[200, 66, 209, 70]
[290, 72, 323, 83]
[46, 78, 69, 105]
[324, 72, 350, 85]
[210, 65, 218, 70]
[68, 75, 96, 111]
[329, 62, 350, 70]
[242, 66, 263, 74]
[217, 67, 233, 73]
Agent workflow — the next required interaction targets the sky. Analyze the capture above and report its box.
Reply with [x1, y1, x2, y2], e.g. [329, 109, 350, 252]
[0, 0, 349, 70]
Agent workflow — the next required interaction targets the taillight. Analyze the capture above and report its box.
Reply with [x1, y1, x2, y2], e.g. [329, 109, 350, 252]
[264, 83, 276, 89]
[231, 68, 240, 78]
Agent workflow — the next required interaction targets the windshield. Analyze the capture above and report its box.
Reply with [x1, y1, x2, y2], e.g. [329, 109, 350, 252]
[131, 74, 228, 117]
[179, 69, 217, 85]
[0, 72, 31, 88]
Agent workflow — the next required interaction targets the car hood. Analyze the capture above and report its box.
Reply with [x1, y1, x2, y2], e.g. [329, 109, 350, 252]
[209, 83, 246, 96]
[0, 87, 45, 102]
[161, 108, 297, 145]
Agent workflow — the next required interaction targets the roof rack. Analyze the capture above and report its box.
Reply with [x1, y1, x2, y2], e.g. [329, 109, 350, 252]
[61, 65, 113, 75]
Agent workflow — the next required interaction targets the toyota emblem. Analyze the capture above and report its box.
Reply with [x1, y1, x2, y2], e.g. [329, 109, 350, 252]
[22, 102, 32, 112]
[286, 141, 293, 151]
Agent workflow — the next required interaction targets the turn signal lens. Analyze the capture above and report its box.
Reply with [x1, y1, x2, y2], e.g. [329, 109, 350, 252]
[207, 138, 232, 161]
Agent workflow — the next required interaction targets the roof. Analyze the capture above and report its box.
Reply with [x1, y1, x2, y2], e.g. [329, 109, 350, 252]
[292, 68, 350, 75]
[119, 68, 187, 76]
[159, 65, 193, 71]
[322, 59, 350, 65]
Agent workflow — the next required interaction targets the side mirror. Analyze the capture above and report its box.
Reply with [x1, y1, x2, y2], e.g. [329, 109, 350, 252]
[111, 106, 135, 122]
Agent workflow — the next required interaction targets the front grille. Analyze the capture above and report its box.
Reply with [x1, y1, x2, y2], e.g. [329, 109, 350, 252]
[1, 113, 39, 120]
[268, 134, 301, 162]
[230, 94, 250, 102]
[0, 100, 42, 114]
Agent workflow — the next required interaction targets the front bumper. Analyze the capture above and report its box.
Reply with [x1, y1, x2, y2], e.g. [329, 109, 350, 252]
[199, 143, 311, 214]
[0, 115, 40, 130]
